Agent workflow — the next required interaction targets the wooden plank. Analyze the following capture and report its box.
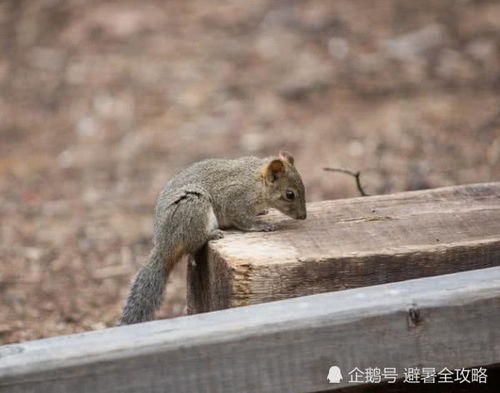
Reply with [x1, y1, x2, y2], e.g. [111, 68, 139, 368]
[1, 267, 499, 393]
[188, 182, 500, 313]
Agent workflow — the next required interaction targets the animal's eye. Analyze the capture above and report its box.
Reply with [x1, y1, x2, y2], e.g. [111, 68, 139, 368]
[285, 190, 295, 200]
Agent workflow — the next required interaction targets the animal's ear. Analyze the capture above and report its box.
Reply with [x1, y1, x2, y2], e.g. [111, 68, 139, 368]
[262, 159, 285, 183]
[279, 151, 294, 166]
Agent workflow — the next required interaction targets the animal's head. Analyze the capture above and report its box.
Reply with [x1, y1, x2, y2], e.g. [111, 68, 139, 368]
[261, 151, 307, 220]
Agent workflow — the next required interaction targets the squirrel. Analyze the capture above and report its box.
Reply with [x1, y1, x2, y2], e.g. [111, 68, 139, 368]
[119, 151, 306, 325]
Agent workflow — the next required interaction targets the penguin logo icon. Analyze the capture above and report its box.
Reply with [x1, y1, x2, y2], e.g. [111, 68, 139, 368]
[327, 366, 343, 383]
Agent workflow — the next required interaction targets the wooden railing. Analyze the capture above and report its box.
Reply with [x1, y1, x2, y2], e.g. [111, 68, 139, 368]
[1, 182, 499, 393]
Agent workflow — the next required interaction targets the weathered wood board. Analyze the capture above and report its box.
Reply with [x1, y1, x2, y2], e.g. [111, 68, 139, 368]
[188, 182, 500, 313]
[1, 267, 499, 393]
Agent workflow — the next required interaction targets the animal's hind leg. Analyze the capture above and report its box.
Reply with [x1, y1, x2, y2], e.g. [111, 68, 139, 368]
[155, 189, 220, 264]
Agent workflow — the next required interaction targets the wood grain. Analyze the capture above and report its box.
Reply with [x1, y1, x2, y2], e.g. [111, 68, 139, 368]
[188, 182, 500, 313]
[1, 267, 499, 393]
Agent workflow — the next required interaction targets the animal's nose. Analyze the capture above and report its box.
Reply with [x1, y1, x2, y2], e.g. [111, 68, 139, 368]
[297, 211, 307, 220]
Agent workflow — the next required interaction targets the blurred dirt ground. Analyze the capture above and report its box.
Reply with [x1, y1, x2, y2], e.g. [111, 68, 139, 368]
[0, 0, 499, 344]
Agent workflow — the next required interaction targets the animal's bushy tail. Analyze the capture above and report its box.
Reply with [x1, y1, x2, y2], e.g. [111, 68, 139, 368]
[120, 247, 169, 325]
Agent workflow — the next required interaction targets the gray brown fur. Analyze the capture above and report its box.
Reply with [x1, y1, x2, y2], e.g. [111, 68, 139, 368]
[120, 152, 306, 325]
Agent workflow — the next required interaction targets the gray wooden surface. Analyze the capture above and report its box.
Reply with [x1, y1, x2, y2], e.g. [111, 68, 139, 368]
[188, 182, 500, 313]
[1, 267, 499, 393]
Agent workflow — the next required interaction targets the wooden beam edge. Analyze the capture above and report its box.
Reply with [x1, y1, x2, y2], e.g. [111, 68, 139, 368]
[213, 237, 500, 307]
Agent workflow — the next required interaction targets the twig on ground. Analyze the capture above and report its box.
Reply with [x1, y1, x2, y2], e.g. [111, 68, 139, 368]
[323, 167, 370, 196]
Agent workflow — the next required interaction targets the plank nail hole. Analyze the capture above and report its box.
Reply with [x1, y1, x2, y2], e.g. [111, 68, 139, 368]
[407, 304, 422, 329]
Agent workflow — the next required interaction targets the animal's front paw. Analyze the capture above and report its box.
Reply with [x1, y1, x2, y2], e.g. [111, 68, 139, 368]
[208, 229, 225, 240]
[261, 223, 276, 232]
